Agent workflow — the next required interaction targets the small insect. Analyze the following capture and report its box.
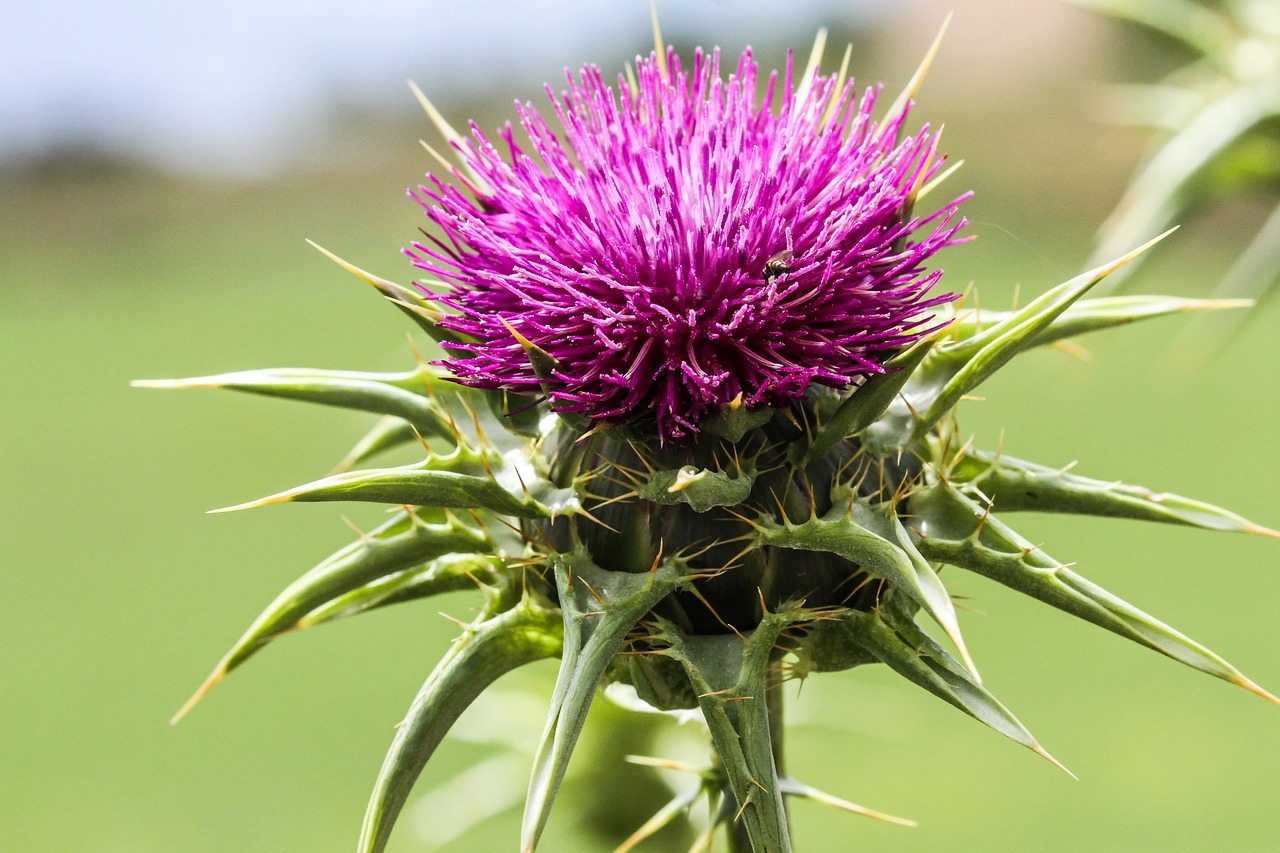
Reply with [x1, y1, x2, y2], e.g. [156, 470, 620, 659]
[764, 249, 794, 280]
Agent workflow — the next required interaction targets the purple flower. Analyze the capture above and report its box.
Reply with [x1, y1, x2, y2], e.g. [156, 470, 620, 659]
[408, 46, 968, 440]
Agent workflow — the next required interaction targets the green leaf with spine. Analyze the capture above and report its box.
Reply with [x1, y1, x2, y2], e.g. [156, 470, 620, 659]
[140, 234, 1279, 852]
[651, 607, 808, 853]
[360, 582, 563, 853]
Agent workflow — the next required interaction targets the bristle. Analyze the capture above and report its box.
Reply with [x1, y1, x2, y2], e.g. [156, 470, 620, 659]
[650, 3, 667, 81]
[884, 13, 952, 123]
[1031, 744, 1078, 780]
[1232, 674, 1280, 705]
[795, 27, 828, 106]
[408, 80, 466, 151]
[169, 665, 226, 725]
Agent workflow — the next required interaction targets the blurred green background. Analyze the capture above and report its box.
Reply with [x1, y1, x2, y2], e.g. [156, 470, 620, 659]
[4, 1, 1280, 851]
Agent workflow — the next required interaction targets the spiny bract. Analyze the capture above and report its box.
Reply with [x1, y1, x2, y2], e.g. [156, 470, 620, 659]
[140, 27, 1278, 853]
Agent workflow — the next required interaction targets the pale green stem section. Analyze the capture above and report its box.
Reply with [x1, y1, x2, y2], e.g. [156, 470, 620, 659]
[726, 662, 787, 853]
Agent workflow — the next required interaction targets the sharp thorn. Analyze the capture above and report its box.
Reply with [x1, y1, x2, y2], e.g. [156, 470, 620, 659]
[1094, 227, 1179, 280]
[885, 12, 951, 122]
[1031, 743, 1078, 780]
[207, 491, 292, 513]
[1232, 673, 1280, 706]
[170, 664, 227, 725]
[1247, 524, 1280, 540]
[650, 2, 667, 81]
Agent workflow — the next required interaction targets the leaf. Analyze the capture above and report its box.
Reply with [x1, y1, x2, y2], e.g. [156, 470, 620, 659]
[172, 510, 490, 722]
[210, 444, 581, 519]
[654, 608, 805, 853]
[942, 295, 1253, 350]
[1087, 88, 1267, 289]
[332, 416, 421, 473]
[295, 553, 506, 630]
[484, 388, 548, 439]
[756, 494, 978, 678]
[521, 551, 700, 852]
[359, 595, 562, 853]
[799, 598, 1069, 774]
[862, 232, 1173, 453]
[910, 481, 1280, 704]
[949, 446, 1279, 536]
[133, 367, 459, 441]
[636, 464, 756, 513]
[1065, 0, 1233, 61]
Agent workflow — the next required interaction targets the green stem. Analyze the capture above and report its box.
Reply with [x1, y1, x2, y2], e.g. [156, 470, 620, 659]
[725, 662, 789, 853]
[727, 792, 753, 852]
[768, 667, 788, 822]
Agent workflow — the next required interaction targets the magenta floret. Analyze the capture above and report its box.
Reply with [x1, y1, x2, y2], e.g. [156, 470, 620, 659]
[408, 46, 968, 439]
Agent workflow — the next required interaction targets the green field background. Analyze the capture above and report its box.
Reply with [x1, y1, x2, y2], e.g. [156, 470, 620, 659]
[4, 6, 1280, 851]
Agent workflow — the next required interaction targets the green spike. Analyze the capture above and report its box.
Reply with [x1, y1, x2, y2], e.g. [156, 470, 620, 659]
[359, 594, 562, 853]
[777, 777, 916, 827]
[798, 597, 1070, 774]
[654, 608, 806, 853]
[209, 444, 581, 519]
[948, 446, 1280, 535]
[943, 295, 1253, 349]
[332, 416, 421, 473]
[911, 481, 1280, 705]
[636, 463, 756, 513]
[701, 397, 774, 442]
[883, 14, 950, 129]
[295, 553, 505, 630]
[171, 510, 489, 723]
[132, 367, 459, 441]
[521, 551, 700, 852]
[757, 493, 978, 679]
[862, 232, 1174, 454]
[306, 240, 473, 345]
[615, 785, 703, 853]
[921, 233, 1172, 424]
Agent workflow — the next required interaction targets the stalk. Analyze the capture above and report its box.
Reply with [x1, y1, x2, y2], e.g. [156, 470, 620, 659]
[726, 661, 788, 853]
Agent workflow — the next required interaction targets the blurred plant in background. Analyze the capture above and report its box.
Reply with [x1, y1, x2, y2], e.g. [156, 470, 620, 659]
[1074, 0, 1280, 318]
[135, 12, 1280, 852]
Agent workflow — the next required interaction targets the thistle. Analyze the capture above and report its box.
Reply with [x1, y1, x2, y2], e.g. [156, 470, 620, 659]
[139, 23, 1278, 853]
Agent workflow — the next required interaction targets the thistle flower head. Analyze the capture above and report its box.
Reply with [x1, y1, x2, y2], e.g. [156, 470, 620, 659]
[144, 25, 1280, 853]
[409, 46, 969, 439]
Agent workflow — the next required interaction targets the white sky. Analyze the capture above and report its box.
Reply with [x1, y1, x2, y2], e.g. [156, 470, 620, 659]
[2, 0, 887, 174]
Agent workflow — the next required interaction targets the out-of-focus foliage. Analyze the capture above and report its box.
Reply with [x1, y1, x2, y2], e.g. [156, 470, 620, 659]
[1076, 0, 1280, 310]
